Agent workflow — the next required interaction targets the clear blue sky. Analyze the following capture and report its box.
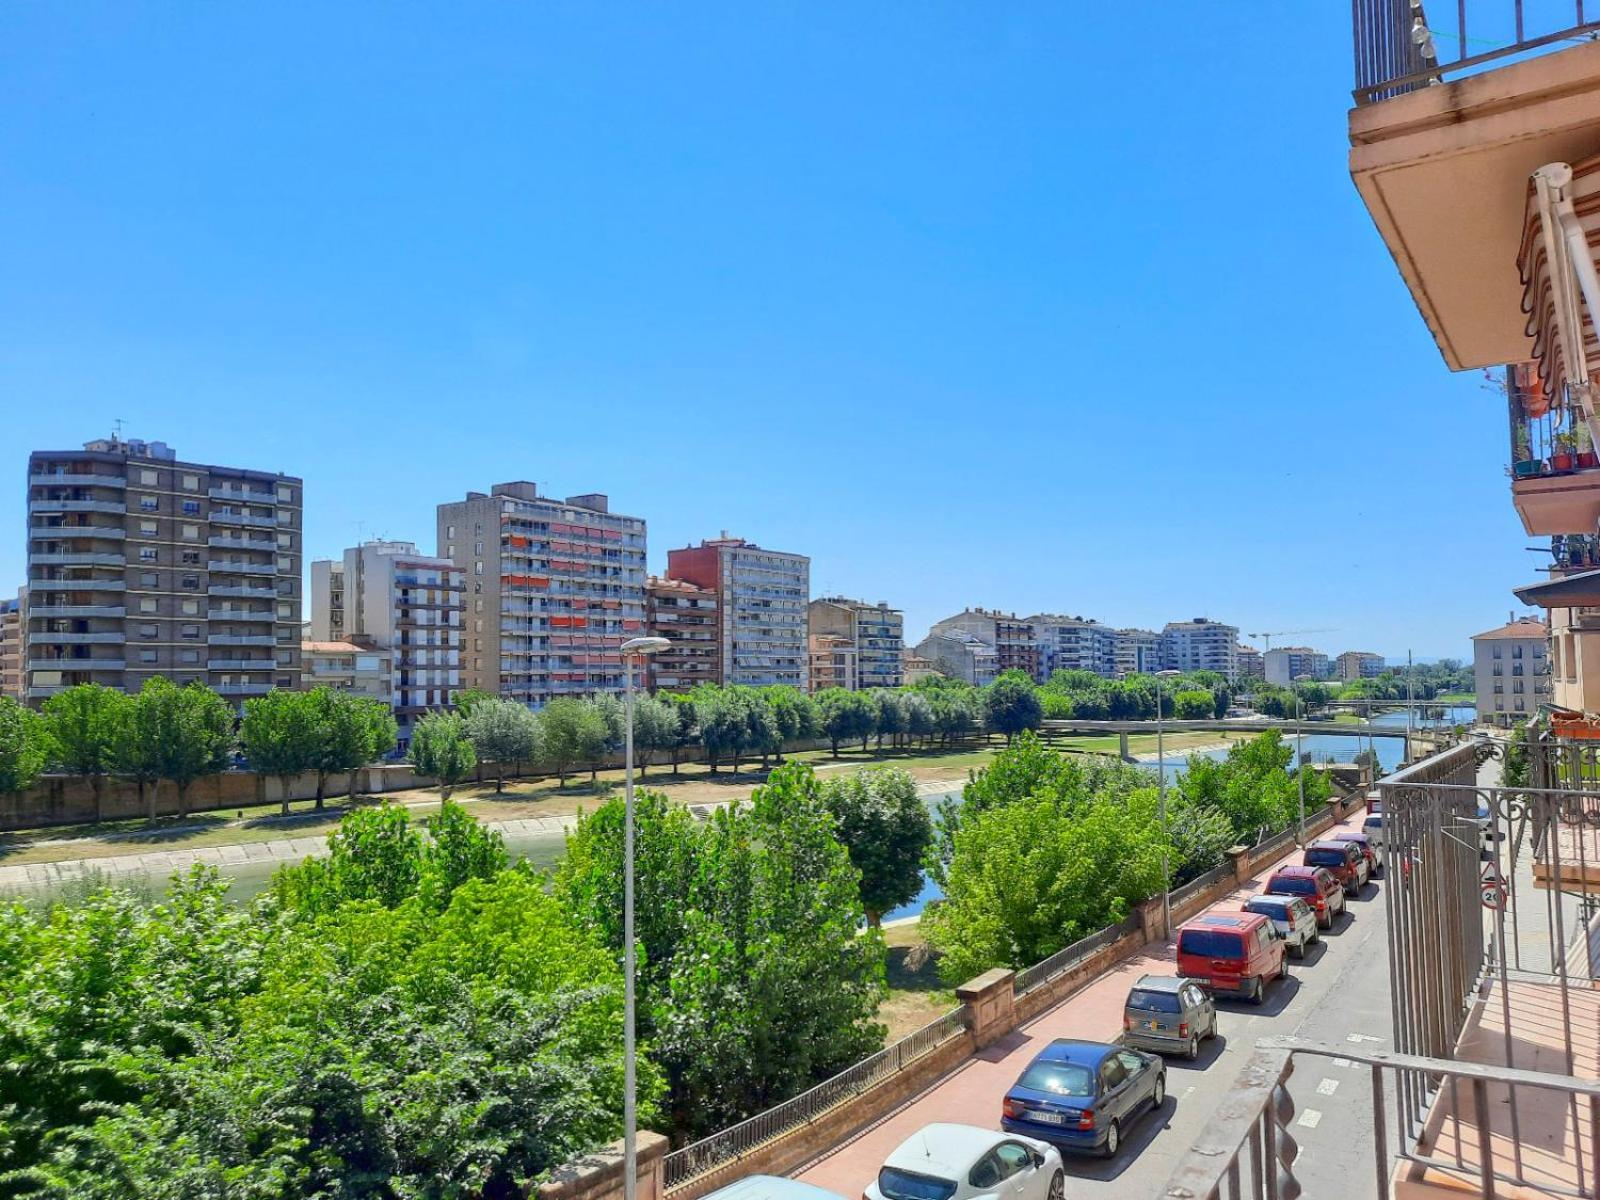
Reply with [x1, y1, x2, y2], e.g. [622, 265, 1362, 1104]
[0, 4, 1538, 662]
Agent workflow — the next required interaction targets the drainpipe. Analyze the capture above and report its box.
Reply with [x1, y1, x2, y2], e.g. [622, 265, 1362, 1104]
[1533, 164, 1600, 445]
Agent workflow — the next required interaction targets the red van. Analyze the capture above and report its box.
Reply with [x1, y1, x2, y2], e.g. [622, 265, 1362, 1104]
[1174, 911, 1286, 1006]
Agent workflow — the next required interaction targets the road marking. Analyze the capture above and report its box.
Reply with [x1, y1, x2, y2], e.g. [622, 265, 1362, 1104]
[1332, 1057, 1353, 1068]
[1183, 1086, 1196, 1096]
[1297, 1109, 1323, 1129]
[1346, 1033, 1384, 1044]
[1315, 1078, 1340, 1096]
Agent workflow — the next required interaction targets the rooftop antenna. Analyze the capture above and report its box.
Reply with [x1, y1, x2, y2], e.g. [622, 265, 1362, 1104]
[112, 417, 125, 443]
[355, 519, 366, 545]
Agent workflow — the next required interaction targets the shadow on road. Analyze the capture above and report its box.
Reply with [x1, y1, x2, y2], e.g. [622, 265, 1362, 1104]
[1215, 974, 1302, 1018]
[1058, 1096, 1177, 1182]
[1162, 1032, 1228, 1071]
[1296, 939, 1330, 967]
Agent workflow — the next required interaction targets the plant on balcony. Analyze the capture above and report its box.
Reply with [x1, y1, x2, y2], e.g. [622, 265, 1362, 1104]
[1577, 420, 1599, 469]
[1551, 429, 1579, 472]
[1513, 421, 1542, 476]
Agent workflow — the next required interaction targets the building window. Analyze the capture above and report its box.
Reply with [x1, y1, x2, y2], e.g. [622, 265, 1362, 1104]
[138, 598, 157, 614]
[278, 650, 294, 666]
[181, 600, 199, 616]
[181, 574, 199, 589]
[138, 495, 158, 511]
[180, 649, 199, 664]
[276, 509, 292, 524]
[276, 555, 292, 572]
[138, 547, 158, 562]
[138, 624, 157, 639]
[182, 524, 199, 540]
[140, 571, 159, 587]
[182, 473, 199, 490]
[139, 469, 158, 485]
[181, 550, 200, 565]
[277, 485, 292, 503]
[277, 602, 292, 618]
[182, 500, 200, 515]
[180, 625, 200, 640]
[277, 675, 295, 688]
[139, 519, 157, 535]
[277, 532, 291, 548]
[139, 649, 157, 664]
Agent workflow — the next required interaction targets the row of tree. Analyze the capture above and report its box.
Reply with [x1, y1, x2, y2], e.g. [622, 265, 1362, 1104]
[1037, 668, 1234, 721]
[0, 760, 929, 1193]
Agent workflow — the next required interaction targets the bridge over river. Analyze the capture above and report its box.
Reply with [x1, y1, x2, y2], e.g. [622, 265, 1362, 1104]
[1038, 717, 1422, 761]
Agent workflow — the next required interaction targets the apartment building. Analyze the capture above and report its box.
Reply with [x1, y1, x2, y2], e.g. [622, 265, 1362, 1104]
[645, 576, 719, 693]
[1234, 642, 1264, 681]
[808, 632, 857, 693]
[301, 640, 393, 704]
[927, 609, 1041, 680]
[1264, 646, 1332, 686]
[25, 437, 303, 705]
[666, 536, 808, 689]
[1335, 650, 1386, 681]
[1113, 627, 1162, 678]
[437, 482, 647, 707]
[1028, 614, 1118, 679]
[1159, 617, 1239, 678]
[310, 540, 463, 743]
[0, 591, 22, 700]
[809, 597, 904, 690]
[914, 629, 999, 686]
[1472, 618, 1551, 726]
[902, 652, 942, 684]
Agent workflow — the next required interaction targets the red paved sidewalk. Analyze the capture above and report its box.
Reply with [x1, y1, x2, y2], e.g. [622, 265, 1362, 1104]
[796, 812, 1364, 1197]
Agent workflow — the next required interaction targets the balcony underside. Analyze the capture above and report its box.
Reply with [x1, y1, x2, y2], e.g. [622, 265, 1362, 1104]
[1350, 39, 1600, 370]
[1512, 471, 1600, 534]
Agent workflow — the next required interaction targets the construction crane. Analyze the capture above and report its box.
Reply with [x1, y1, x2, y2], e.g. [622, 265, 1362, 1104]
[1248, 628, 1337, 652]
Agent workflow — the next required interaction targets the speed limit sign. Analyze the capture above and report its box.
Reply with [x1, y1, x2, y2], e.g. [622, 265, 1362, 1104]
[1482, 865, 1507, 910]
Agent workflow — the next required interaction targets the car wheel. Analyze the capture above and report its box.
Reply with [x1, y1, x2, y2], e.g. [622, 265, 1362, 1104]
[1102, 1119, 1121, 1159]
[1153, 1071, 1166, 1107]
[1186, 1034, 1200, 1060]
[1291, 938, 1305, 959]
[1249, 976, 1265, 1006]
[1046, 1170, 1063, 1200]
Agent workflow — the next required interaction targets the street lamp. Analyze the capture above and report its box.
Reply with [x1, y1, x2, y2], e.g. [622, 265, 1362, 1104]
[1153, 669, 1182, 939]
[620, 635, 671, 1200]
[1293, 674, 1311, 848]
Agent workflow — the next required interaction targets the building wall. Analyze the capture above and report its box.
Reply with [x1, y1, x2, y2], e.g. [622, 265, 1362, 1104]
[1114, 628, 1162, 678]
[1029, 615, 1117, 678]
[0, 593, 22, 700]
[1264, 647, 1332, 686]
[646, 577, 720, 693]
[439, 483, 646, 707]
[810, 598, 903, 690]
[1335, 651, 1386, 681]
[302, 642, 394, 703]
[668, 539, 808, 689]
[1160, 619, 1239, 677]
[808, 633, 857, 692]
[914, 632, 998, 686]
[928, 610, 1039, 680]
[1474, 622, 1551, 725]
[26, 438, 303, 706]
[1234, 645, 1265, 681]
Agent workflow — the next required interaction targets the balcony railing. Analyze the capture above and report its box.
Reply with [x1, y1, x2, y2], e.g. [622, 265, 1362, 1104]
[1354, 0, 1600, 104]
[27, 472, 125, 488]
[207, 560, 276, 576]
[28, 499, 126, 515]
[27, 605, 125, 619]
[26, 578, 124, 592]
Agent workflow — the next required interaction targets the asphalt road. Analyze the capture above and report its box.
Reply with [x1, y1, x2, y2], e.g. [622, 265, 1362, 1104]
[1059, 879, 1396, 1198]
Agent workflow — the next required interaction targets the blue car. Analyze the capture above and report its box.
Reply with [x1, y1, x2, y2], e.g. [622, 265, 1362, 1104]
[1000, 1038, 1166, 1159]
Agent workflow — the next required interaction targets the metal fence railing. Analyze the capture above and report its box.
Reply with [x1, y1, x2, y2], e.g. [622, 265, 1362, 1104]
[1354, 0, 1600, 104]
[1011, 913, 1141, 996]
[662, 1005, 967, 1191]
[1164, 1037, 1600, 1200]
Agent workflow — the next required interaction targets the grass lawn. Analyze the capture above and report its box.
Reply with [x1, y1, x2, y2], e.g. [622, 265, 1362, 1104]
[1435, 692, 1476, 705]
[878, 917, 957, 1042]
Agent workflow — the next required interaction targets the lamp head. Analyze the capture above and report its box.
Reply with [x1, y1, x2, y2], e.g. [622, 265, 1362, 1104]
[621, 636, 672, 657]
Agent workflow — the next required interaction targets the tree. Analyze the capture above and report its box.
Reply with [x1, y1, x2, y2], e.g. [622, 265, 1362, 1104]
[660, 692, 700, 775]
[150, 680, 233, 819]
[761, 686, 818, 763]
[821, 767, 933, 926]
[692, 684, 746, 773]
[816, 688, 875, 757]
[307, 688, 384, 809]
[465, 696, 541, 792]
[537, 697, 593, 788]
[451, 687, 496, 719]
[1173, 689, 1215, 720]
[872, 690, 906, 751]
[902, 691, 935, 749]
[629, 693, 682, 778]
[0, 696, 49, 800]
[115, 679, 168, 819]
[40, 684, 125, 821]
[586, 694, 624, 782]
[407, 710, 475, 799]
[240, 688, 320, 816]
[982, 673, 1043, 744]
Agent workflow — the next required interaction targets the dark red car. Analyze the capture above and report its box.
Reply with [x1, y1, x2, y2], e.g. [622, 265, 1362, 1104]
[1264, 865, 1347, 929]
[1330, 830, 1381, 877]
[1303, 839, 1369, 895]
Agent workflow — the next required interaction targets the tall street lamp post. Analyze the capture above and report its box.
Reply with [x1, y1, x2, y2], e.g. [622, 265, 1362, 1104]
[620, 635, 671, 1200]
[1293, 675, 1311, 847]
[1154, 669, 1182, 939]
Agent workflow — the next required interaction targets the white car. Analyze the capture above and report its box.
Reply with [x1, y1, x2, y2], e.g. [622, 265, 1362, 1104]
[702, 1177, 849, 1200]
[865, 1123, 1064, 1200]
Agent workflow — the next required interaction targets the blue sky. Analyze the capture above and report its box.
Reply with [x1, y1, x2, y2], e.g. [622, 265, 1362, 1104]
[0, 4, 1537, 661]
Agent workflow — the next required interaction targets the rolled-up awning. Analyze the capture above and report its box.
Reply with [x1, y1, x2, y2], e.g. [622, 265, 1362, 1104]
[1513, 567, 1600, 607]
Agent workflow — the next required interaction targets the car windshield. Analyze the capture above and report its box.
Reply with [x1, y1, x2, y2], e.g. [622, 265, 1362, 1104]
[1016, 1061, 1094, 1096]
[1126, 989, 1181, 1013]
[1306, 849, 1347, 867]
[1178, 929, 1243, 959]
[1270, 876, 1316, 896]
[878, 1169, 957, 1200]
[1247, 901, 1286, 919]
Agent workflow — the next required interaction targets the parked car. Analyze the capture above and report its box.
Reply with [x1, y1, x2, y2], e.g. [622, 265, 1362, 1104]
[1175, 911, 1286, 1005]
[1241, 894, 1320, 957]
[867, 1123, 1064, 1200]
[1330, 829, 1381, 876]
[1000, 1040, 1166, 1160]
[1361, 813, 1385, 863]
[705, 1178, 849, 1200]
[1122, 974, 1216, 1059]
[1264, 865, 1346, 929]
[1304, 838, 1368, 894]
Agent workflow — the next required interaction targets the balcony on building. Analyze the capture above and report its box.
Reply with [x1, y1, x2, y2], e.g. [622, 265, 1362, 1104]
[28, 470, 125, 489]
[208, 583, 277, 598]
[28, 497, 126, 516]
[207, 559, 277, 576]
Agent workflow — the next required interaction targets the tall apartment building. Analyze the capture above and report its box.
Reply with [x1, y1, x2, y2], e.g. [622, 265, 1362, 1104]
[666, 536, 808, 689]
[310, 540, 463, 743]
[1234, 642, 1264, 681]
[808, 632, 858, 692]
[1474, 617, 1552, 726]
[645, 576, 719, 693]
[1335, 650, 1385, 681]
[1160, 617, 1239, 678]
[809, 597, 904, 690]
[25, 437, 303, 704]
[0, 591, 22, 700]
[1028, 614, 1118, 679]
[437, 483, 647, 706]
[1264, 646, 1332, 685]
[914, 629, 999, 686]
[1113, 628, 1162, 678]
[927, 609, 1041, 680]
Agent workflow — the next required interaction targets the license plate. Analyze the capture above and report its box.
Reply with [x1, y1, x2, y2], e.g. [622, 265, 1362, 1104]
[1027, 1110, 1066, 1126]
[1145, 1020, 1160, 1030]
[1192, 978, 1211, 987]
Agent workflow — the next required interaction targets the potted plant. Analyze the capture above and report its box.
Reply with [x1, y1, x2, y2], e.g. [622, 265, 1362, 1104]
[1513, 422, 1542, 476]
[1552, 429, 1578, 472]
[1577, 421, 1598, 469]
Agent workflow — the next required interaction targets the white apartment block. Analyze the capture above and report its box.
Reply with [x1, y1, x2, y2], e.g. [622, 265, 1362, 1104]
[1160, 617, 1239, 678]
[1113, 628, 1162, 678]
[1028, 614, 1119, 678]
[809, 597, 904, 690]
[1335, 650, 1386, 681]
[1264, 646, 1332, 685]
[667, 537, 808, 689]
[1474, 617, 1551, 726]
[311, 540, 463, 743]
[438, 483, 647, 706]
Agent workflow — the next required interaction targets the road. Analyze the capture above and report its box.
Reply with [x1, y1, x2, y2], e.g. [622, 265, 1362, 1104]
[796, 820, 1397, 1198]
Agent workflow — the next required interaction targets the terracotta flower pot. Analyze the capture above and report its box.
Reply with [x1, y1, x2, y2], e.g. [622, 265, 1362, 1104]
[1552, 451, 1577, 472]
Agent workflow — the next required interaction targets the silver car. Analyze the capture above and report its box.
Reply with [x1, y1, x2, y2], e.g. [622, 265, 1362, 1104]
[1121, 975, 1216, 1060]
[1242, 894, 1319, 957]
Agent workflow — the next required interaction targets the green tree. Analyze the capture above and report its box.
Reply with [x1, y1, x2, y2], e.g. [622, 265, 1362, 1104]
[872, 690, 906, 751]
[114, 678, 169, 819]
[451, 687, 496, 718]
[816, 687, 875, 757]
[586, 694, 624, 782]
[982, 673, 1043, 744]
[1172, 688, 1215, 720]
[902, 691, 935, 749]
[1502, 720, 1531, 788]
[0, 696, 49, 800]
[40, 684, 126, 821]
[660, 691, 700, 775]
[821, 767, 933, 926]
[465, 696, 541, 792]
[240, 687, 320, 816]
[630, 692, 682, 778]
[306, 687, 382, 808]
[761, 685, 818, 764]
[537, 697, 592, 787]
[407, 710, 475, 799]
[691, 683, 745, 773]
[151, 680, 233, 819]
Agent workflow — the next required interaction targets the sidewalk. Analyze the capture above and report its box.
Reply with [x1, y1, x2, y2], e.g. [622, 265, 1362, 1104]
[796, 810, 1368, 1198]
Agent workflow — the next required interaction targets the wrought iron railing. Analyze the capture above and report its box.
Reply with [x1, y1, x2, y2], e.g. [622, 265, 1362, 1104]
[1164, 1037, 1600, 1199]
[661, 1005, 967, 1190]
[1355, 0, 1600, 104]
[1011, 913, 1141, 996]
